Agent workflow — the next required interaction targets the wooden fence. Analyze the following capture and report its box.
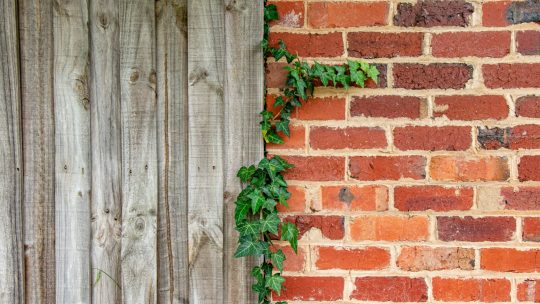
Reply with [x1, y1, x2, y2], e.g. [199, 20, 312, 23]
[0, 0, 262, 303]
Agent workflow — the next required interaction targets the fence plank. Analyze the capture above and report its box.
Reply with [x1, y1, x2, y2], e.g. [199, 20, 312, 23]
[156, 1, 189, 303]
[53, 0, 92, 302]
[119, 0, 158, 302]
[187, 0, 225, 302]
[223, 0, 264, 302]
[0, 0, 24, 302]
[89, 0, 122, 303]
[18, 0, 56, 302]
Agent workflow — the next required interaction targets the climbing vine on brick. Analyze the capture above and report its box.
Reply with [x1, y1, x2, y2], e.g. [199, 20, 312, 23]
[233, 3, 379, 303]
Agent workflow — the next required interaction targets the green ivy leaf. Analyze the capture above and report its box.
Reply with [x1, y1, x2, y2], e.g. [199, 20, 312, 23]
[274, 96, 286, 107]
[281, 222, 298, 253]
[247, 189, 265, 214]
[264, 4, 279, 22]
[271, 249, 286, 272]
[237, 165, 256, 182]
[260, 213, 280, 234]
[237, 220, 261, 236]
[263, 198, 277, 211]
[263, 129, 284, 144]
[265, 273, 286, 295]
[235, 236, 268, 258]
[235, 199, 251, 225]
[275, 119, 290, 137]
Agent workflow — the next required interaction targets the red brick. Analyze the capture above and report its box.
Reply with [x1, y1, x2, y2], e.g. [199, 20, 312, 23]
[321, 185, 388, 211]
[430, 156, 509, 182]
[481, 248, 540, 272]
[394, 63, 473, 90]
[283, 215, 344, 240]
[266, 95, 346, 120]
[350, 216, 429, 241]
[269, 32, 344, 58]
[393, 126, 471, 151]
[351, 277, 428, 302]
[397, 246, 475, 271]
[350, 156, 426, 181]
[516, 96, 540, 118]
[437, 216, 516, 242]
[394, 1, 474, 27]
[394, 186, 473, 211]
[500, 187, 540, 210]
[273, 276, 344, 301]
[272, 244, 306, 272]
[432, 278, 511, 302]
[268, 1, 304, 28]
[477, 125, 540, 150]
[276, 186, 306, 213]
[434, 95, 509, 120]
[351, 95, 426, 119]
[266, 62, 288, 89]
[523, 218, 540, 242]
[267, 125, 305, 150]
[483, 2, 512, 27]
[315, 246, 390, 270]
[308, 2, 388, 28]
[432, 31, 510, 58]
[280, 156, 344, 181]
[310, 126, 387, 150]
[518, 279, 540, 302]
[517, 31, 540, 55]
[484, 64, 540, 88]
[347, 32, 423, 58]
[519, 156, 540, 181]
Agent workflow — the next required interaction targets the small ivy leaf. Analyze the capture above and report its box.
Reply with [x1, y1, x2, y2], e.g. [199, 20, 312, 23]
[271, 249, 286, 272]
[274, 96, 286, 107]
[260, 110, 273, 120]
[236, 220, 261, 236]
[263, 198, 277, 211]
[235, 236, 259, 257]
[261, 213, 280, 234]
[247, 189, 265, 214]
[271, 47, 287, 61]
[237, 165, 256, 182]
[264, 4, 279, 22]
[264, 129, 284, 144]
[234, 199, 251, 225]
[290, 97, 302, 107]
[271, 155, 294, 170]
[265, 273, 286, 295]
[275, 119, 290, 137]
[251, 265, 263, 281]
[367, 65, 380, 84]
[280, 222, 299, 253]
[285, 53, 297, 64]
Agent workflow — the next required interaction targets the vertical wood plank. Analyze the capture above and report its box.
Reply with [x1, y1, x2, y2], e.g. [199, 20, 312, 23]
[0, 0, 24, 302]
[223, 0, 264, 302]
[89, 0, 122, 303]
[18, 0, 56, 302]
[119, 0, 158, 302]
[53, 0, 92, 303]
[156, 1, 189, 303]
[187, 0, 225, 302]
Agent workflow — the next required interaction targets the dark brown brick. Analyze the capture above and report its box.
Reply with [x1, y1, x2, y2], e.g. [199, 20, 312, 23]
[347, 32, 423, 58]
[393, 63, 473, 90]
[394, 1, 474, 27]
[500, 187, 540, 210]
[282, 215, 345, 240]
[477, 125, 540, 150]
[351, 96, 426, 119]
[437, 216, 516, 242]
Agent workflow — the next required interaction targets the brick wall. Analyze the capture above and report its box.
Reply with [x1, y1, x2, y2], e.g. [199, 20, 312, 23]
[266, 0, 540, 302]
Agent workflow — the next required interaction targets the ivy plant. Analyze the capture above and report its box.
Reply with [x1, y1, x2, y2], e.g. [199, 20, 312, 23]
[233, 2, 379, 303]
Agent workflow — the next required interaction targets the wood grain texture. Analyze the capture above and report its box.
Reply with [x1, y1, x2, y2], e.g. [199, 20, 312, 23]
[89, 0, 122, 303]
[156, 1, 189, 303]
[187, 0, 225, 302]
[119, 0, 158, 302]
[53, 0, 92, 302]
[18, 0, 56, 302]
[0, 0, 24, 302]
[223, 0, 264, 302]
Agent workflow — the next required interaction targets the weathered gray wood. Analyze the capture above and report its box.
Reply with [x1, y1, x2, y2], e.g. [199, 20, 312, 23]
[0, 0, 24, 302]
[18, 0, 56, 302]
[187, 0, 225, 302]
[156, 1, 189, 303]
[53, 0, 92, 302]
[223, 0, 264, 302]
[89, 0, 122, 303]
[119, 0, 158, 302]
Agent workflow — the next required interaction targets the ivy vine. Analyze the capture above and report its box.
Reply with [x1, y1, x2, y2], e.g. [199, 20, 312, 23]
[233, 3, 380, 303]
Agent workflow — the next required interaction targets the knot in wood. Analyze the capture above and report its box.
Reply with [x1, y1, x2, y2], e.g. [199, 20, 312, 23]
[134, 217, 145, 232]
[98, 13, 109, 29]
[129, 69, 140, 83]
